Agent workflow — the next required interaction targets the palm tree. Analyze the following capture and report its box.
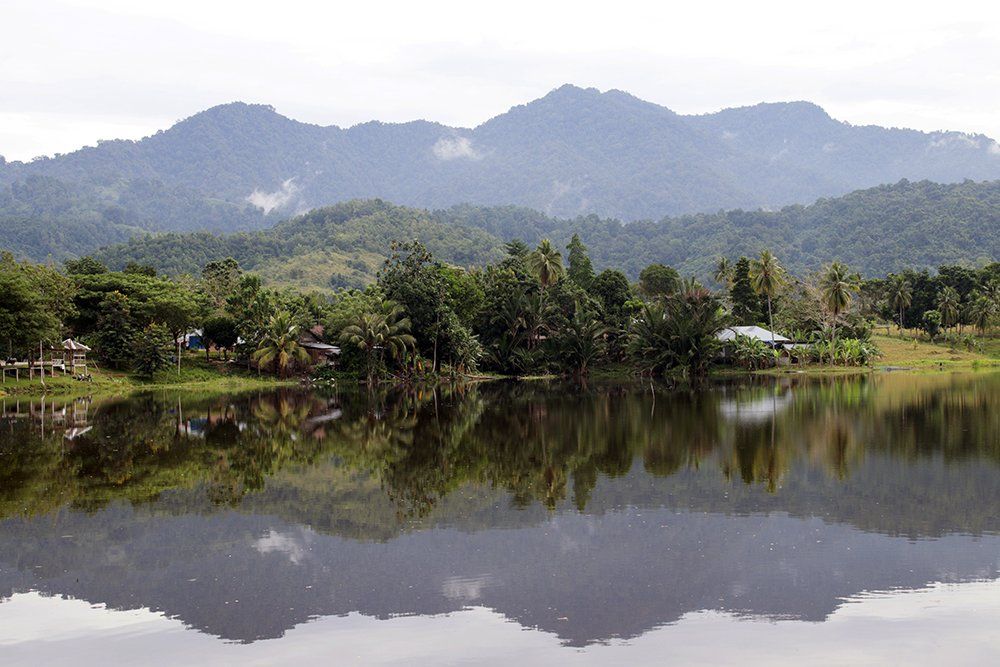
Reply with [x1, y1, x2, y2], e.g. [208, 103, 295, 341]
[887, 275, 912, 335]
[818, 262, 859, 364]
[252, 311, 311, 378]
[339, 299, 416, 384]
[966, 294, 996, 334]
[554, 307, 606, 377]
[937, 286, 961, 331]
[629, 279, 728, 379]
[527, 239, 565, 288]
[713, 257, 733, 288]
[749, 250, 785, 345]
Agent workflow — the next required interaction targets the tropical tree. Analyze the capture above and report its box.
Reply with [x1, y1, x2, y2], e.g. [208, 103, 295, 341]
[565, 234, 594, 289]
[552, 307, 606, 377]
[339, 300, 416, 384]
[638, 263, 680, 298]
[732, 335, 776, 370]
[936, 286, 961, 331]
[252, 311, 311, 378]
[713, 257, 733, 288]
[819, 262, 860, 363]
[148, 289, 204, 374]
[729, 257, 762, 324]
[131, 324, 171, 378]
[887, 275, 912, 334]
[749, 250, 786, 345]
[921, 309, 942, 339]
[202, 314, 238, 360]
[629, 280, 728, 379]
[966, 294, 996, 334]
[527, 239, 565, 289]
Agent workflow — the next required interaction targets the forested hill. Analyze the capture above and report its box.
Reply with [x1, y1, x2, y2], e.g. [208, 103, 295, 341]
[95, 179, 1000, 289]
[4, 85, 1000, 261]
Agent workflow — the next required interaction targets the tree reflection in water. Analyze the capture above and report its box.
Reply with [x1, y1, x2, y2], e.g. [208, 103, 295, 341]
[0, 372, 998, 537]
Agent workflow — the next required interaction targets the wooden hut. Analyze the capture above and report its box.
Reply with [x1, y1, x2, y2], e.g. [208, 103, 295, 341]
[61, 339, 91, 373]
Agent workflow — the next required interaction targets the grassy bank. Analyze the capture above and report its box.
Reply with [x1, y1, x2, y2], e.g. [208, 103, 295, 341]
[0, 355, 295, 398]
[755, 333, 1000, 376]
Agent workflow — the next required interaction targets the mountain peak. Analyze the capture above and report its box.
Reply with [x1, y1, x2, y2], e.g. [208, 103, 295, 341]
[176, 102, 282, 127]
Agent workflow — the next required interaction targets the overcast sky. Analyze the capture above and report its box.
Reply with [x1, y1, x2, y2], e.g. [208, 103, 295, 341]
[2, 0, 1000, 161]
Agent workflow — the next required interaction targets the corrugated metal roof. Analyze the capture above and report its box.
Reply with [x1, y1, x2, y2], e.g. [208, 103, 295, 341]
[62, 338, 91, 351]
[715, 326, 791, 343]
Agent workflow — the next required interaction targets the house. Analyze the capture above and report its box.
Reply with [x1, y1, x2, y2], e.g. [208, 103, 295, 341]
[716, 326, 811, 364]
[716, 326, 791, 349]
[299, 327, 341, 365]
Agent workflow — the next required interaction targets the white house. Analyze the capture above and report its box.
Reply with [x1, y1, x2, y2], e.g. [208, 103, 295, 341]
[715, 326, 791, 349]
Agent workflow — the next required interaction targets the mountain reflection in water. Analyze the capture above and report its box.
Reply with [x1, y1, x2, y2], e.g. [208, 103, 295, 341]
[0, 373, 998, 655]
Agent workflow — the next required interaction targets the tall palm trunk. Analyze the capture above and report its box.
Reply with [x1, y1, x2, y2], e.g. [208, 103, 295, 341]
[830, 308, 838, 365]
[767, 296, 774, 347]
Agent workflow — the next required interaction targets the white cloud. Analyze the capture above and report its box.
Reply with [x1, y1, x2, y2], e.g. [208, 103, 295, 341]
[254, 528, 311, 564]
[247, 177, 299, 213]
[432, 136, 479, 160]
[928, 133, 981, 150]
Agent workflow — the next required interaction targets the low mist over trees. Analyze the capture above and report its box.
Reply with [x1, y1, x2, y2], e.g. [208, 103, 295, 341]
[91, 180, 1000, 290]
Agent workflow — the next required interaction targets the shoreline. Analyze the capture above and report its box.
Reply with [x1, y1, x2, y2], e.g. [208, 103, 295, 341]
[3, 333, 997, 399]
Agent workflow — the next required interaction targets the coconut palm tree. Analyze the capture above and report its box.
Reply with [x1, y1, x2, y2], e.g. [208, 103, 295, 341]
[818, 262, 860, 364]
[527, 239, 565, 289]
[937, 286, 961, 332]
[966, 294, 995, 334]
[339, 299, 416, 384]
[749, 250, 786, 345]
[252, 311, 311, 378]
[713, 256, 734, 289]
[887, 275, 912, 335]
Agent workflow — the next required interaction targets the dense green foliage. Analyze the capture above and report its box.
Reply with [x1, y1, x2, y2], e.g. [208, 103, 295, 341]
[863, 262, 1000, 335]
[2, 232, 997, 382]
[91, 180, 1000, 289]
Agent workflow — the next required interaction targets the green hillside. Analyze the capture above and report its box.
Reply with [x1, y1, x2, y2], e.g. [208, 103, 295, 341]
[5, 85, 1000, 264]
[95, 179, 999, 288]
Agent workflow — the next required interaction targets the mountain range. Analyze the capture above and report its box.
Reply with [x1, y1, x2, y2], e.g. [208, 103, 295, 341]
[2, 84, 1000, 268]
[0, 85, 1000, 274]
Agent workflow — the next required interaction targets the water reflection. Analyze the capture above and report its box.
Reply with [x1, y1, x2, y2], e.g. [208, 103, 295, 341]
[0, 373, 998, 652]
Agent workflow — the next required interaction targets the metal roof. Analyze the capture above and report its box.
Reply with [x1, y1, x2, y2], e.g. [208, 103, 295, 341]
[715, 326, 791, 343]
[62, 338, 92, 351]
[300, 342, 341, 353]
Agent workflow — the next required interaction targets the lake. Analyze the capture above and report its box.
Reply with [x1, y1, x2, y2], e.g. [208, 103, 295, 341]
[1, 372, 998, 665]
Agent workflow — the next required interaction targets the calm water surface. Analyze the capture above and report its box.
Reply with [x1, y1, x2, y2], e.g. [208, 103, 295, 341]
[1, 373, 998, 665]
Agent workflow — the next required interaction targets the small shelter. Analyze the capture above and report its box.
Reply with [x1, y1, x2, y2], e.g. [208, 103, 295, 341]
[61, 339, 90, 373]
[299, 328, 341, 365]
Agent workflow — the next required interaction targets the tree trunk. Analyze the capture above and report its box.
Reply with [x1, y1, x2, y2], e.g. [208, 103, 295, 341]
[767, 296, 774, 348]
[830, 311, 838, 366]
[176, 338, 182, 374]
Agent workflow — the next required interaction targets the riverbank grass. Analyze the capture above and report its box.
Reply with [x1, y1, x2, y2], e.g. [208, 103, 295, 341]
[0, 354, 294, 397]
[873, 333, 999, 370]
